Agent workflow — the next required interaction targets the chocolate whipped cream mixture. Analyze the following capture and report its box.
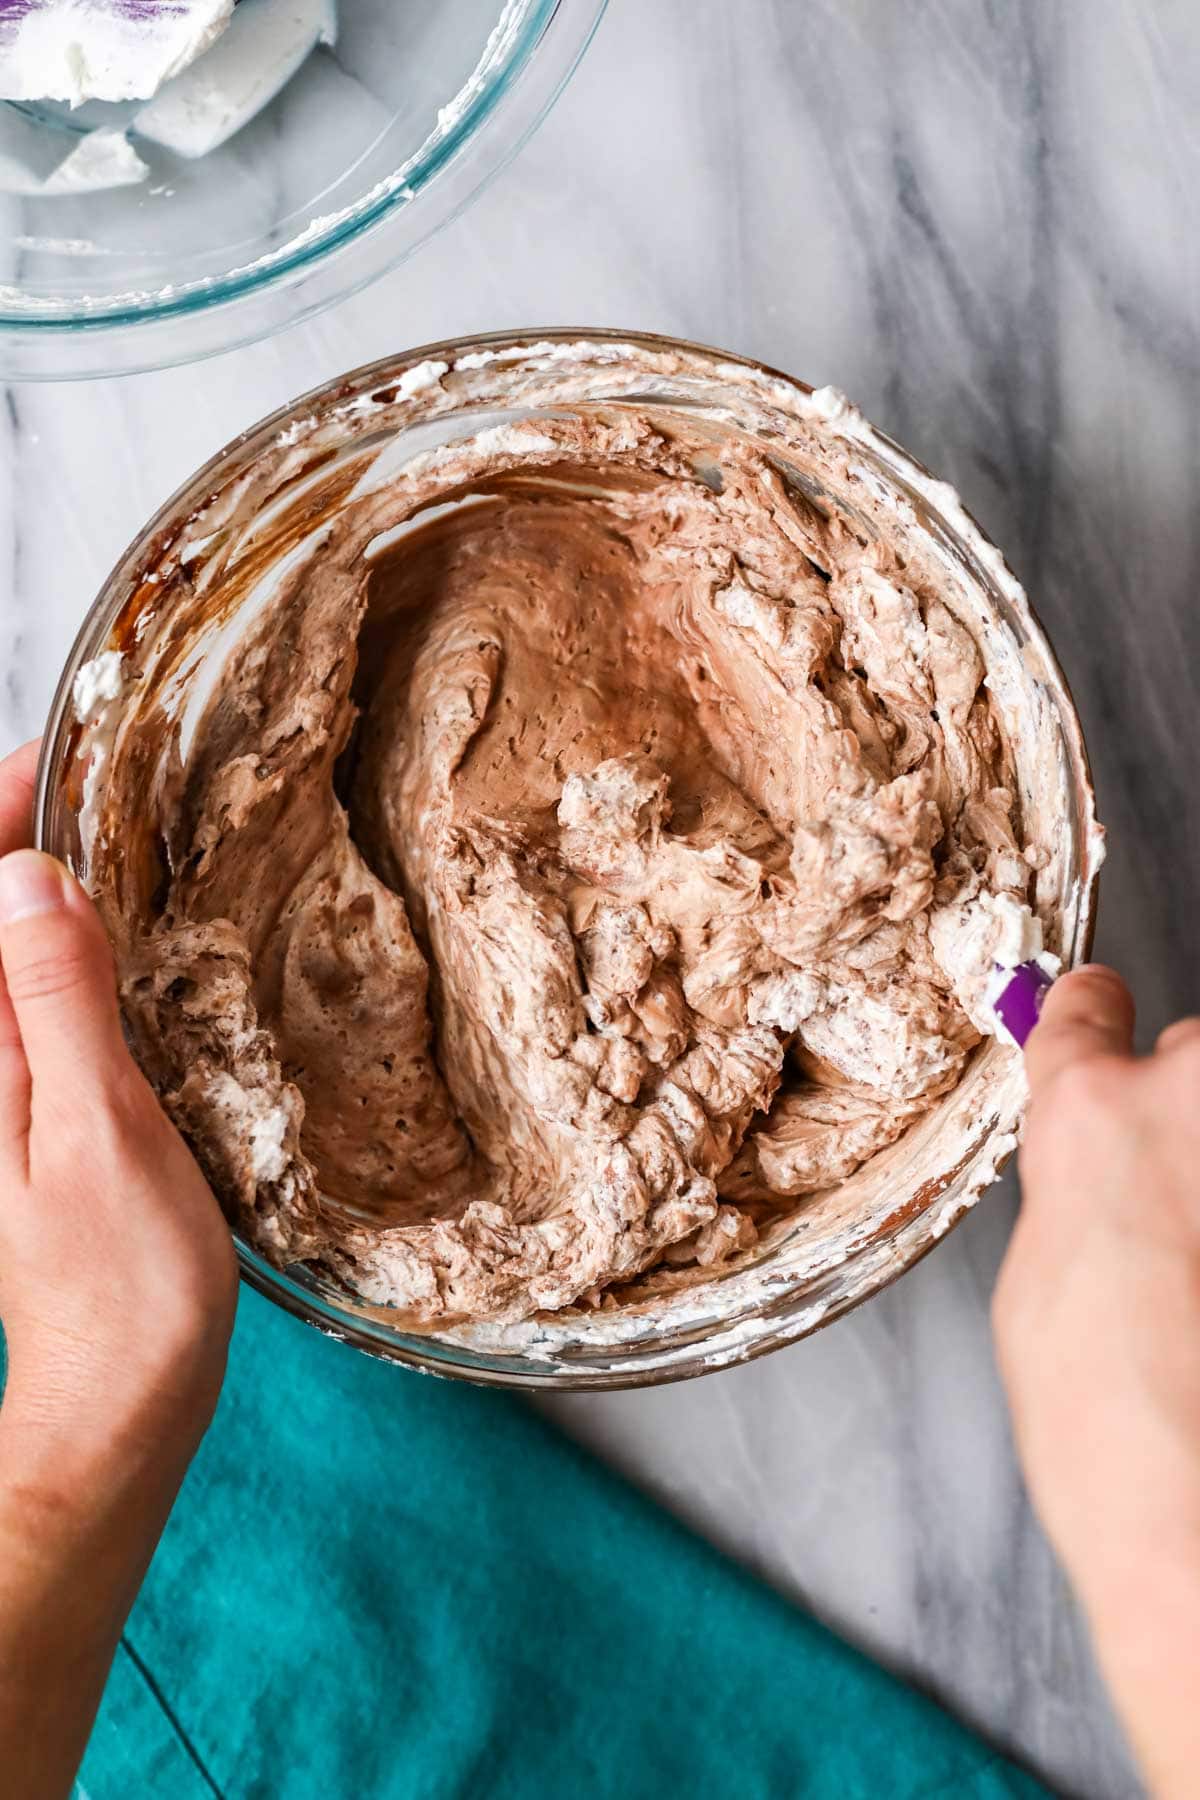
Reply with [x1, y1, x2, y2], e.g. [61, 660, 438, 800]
[91, 406, 1039, 1328]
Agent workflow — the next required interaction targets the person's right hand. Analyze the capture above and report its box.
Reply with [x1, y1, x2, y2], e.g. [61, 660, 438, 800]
[994, 965, 1200, 1800]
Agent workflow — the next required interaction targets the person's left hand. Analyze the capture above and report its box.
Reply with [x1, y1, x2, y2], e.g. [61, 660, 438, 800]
[0, 738, 237, 1800]
[0, 739, 237, 1461]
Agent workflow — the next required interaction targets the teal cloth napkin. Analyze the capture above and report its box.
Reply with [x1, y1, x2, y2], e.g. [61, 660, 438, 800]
[75, 1290, 1047, 1800]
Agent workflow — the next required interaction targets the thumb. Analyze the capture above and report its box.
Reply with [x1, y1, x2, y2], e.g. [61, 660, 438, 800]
[0, 851, 129, 1121]
[1024, 963, 1135, 1094]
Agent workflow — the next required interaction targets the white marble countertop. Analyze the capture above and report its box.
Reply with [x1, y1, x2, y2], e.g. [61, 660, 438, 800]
[6, 1, 1194, 1792]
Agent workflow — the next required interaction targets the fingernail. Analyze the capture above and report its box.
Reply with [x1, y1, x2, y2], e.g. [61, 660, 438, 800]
[0, 851, 67, 923]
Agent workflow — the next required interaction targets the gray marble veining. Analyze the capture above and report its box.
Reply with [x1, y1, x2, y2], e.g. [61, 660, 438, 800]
[5, 1, 1195, 1793]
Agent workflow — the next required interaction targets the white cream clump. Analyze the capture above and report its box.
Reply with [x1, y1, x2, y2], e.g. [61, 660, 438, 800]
[396, 359, 449, 400]
[42, 125, 149, 193]
[204, 1071, 292, 1182]
[248, 1106, 290, 1181]
[470, 425, 558, 458]
[397, 424, 559, 482]
[0, 0, 235, 107]
[132, 0, 336, 160]
[747, 970, 825, 1031]
[73, 646, 125, 720]
[73, 648, 128, 860]
[930, 890, 1055, 1037]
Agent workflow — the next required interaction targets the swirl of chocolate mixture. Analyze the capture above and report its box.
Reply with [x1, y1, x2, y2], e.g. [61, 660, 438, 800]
[99, 408, 1038, 1328]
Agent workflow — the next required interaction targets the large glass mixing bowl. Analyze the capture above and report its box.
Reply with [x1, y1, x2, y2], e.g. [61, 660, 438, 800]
[0, 2, 606, 379]
[36, 330, 1102, 1387]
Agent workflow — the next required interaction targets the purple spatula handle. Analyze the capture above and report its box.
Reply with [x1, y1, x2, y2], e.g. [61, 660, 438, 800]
[992, 960, 1055, 1049]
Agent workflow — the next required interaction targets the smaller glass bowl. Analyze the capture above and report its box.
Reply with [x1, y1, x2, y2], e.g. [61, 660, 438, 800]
[37, 330, 1102, 1388]
[0, 1, 606, 379]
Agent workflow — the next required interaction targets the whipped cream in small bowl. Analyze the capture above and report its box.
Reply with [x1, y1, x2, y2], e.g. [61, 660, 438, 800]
[38, 330, 1102, 1388]
[0, 2, 606, 378]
